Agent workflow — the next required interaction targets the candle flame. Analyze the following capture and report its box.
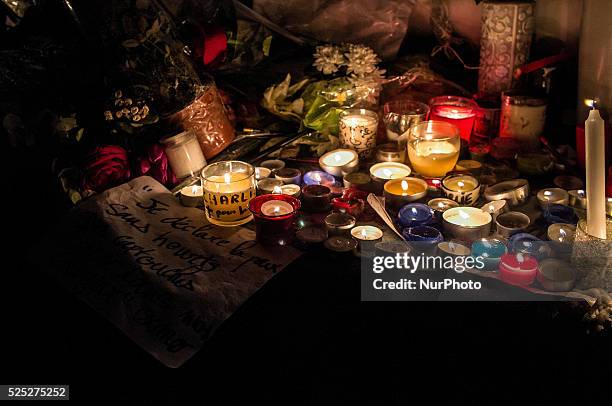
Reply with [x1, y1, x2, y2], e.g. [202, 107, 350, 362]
[449, 241, 456, 252]
[488, 204, 495, 213]
[432, 179, 441, 186]
[584, 98, 600, 109]
[517, 253, 524, 263]
[411, 207, 418, 216]
[560, 229, 567, 237]
[191, 185, 200, 194]
[578, 190, 585, 198]
[314, 173, 321, 183]
[361, 228, 368, 238]
[608, 198, 612, 203]
[383, 168, 392, 177]
[273, 206, 281, 215]
[401, 180, 409, 192]
[334, 154, 342, 162]
[438, 202, 446, 209]
[272, 186, 282, 194]
[224, 173, 231, 184]
[458, 181, 465, 189]
[458, 210, 470, 220]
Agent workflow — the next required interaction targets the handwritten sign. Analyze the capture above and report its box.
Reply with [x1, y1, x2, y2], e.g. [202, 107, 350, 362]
[37, 176, 302, 367]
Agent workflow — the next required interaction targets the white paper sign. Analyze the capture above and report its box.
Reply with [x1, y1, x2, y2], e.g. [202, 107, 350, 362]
[37, 176, 302, 367]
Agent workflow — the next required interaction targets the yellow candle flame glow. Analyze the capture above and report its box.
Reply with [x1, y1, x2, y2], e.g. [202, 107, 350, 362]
[411, 207, 418, 215]
[457, 181, 465, 190]
[401, 180, 409, 192]
[191, 185, 200, 194]
[383, 168, 392, 178]
[273, 206, 281, 215]
[458, 210, 470, 220]
[314, 173, 321, 182]
[449, 241, 456, 252]
[361, 228, 367, 238]
[334, 154, 342, 162]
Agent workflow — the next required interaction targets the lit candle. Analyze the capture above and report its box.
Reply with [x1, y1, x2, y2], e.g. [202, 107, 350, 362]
[370, 162, 412, 183]
[441, 174, 481, 206]
[536, 188, 569, 208]
[480, 199, 508, 223]
[402, 226, 444, 252]
[319, 149, 359, 177]
[495, 211, 530, 238]
[471, 238, 507, 271]
[407, 121, 461, 178]
[585, 99, 607, 238]
[351, 225, 383, 257]
[280, 184, 301, 198]
[442, 207, 492, 242]
[483, 179, 530, 206]
[161, 130, 207, 179]
[324, 212, 357, 236]
[437, 240, 471, 258]
[509, 233, 552, 261]
[339, 109, 379, 159]
[547, 223, 576, 260]
[274, 168, 302, 185]
[303, 171, 336, 187]
[201, 161, 256, 227]
[257, 178, 284, 195]
[383, 177, 428, 211]
[499, 253, 538, 286]
[428, 198, 459, 223]
[428, 96, 478, 141]
[255, 167, 271, 181]
[249, 194, 300, 246]
[568, 189, 588, 209]
[397, 203, 434, 229]
[542, 204, 579, 225]
[179, 184, 204, 207]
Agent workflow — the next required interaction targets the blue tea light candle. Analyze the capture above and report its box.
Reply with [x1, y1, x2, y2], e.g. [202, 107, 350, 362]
[542, 204, 578, 225]
[397, 203, 434, 229]
[303, 170, 336, 186]
[402, 225, 443, 253]
[471, 238, 507, 271]
[508, 233, 552, 261]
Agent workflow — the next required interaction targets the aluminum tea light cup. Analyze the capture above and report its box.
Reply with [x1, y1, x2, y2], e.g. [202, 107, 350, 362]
[495, 211, 530, 238]
[319, 149, 359, 177]
[484, 179, 530, 206]
[536, 258, 576, 292]
[351, 225, 383, 257]
[481, 199, 509, 224]
[274, 168, 302, 185]
[383, 177, 428, 212]
[568, 190, 587, 209]
[536, 188, 569, 208]
[441, 173, 481, 206]
[442, 207, 492, 242]
[324, 212, 357, 237]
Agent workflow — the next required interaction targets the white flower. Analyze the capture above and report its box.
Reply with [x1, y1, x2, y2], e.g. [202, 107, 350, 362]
[313, 45, 345, 75]
[344, 44, 381, 77]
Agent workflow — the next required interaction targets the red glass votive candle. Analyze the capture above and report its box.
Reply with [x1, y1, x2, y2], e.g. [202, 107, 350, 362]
[498, 253, 538, 286]
[428, 96, 478, 142]
[249, 194, 301, 246]
[301, 185, 332, 213]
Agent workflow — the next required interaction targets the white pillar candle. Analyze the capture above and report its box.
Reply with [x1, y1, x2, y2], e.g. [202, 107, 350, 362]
[585, 102, 606, 238]
[162, 130, 207, 179]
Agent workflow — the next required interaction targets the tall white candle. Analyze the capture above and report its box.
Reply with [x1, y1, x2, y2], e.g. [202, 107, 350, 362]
[585, 103, 606, 239]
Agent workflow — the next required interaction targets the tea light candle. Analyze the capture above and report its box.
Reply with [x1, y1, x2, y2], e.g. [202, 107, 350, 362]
[484, 179, 530, 206]
[343, 172, 371, 190]
[509, 233, 552, 261]
[425, 178, 443, 196]
[280, 184, 301, 198]
[324, 212, 357, 236]
[339, 109, 379, 159]
[441, 174, 481, 206]
[201, 161, 256, 227]
[536, 258, 576, 292]
[397, 203, 434, 229]
[568, 190, 587, 209]
[495, 211, 530, 237]
[161, 130, 207, 179]
[274, 168, 302, 185]
[481, 200, 508, 223]
[324, 236, 359, 253]
[319, 149, 359, 177]
[249, 194, 300, 245]
[542, 204, 579, 225]
[428, 198, 459, 222]
[260, 159, 285, 172]
[303, 171, 336, 187]
[255, 167, 271, 181]
[403, 226, 444, 252]
[547, 223, 576, 259]
[351, 225, 383, 257]
[471, 238, 507, 271]
[370, 162, 412, 182]
[375, 143, 406, 163]
[537, 188, 569, 208]
[375, 241, 412, 257]
[179, 184, 204, 207]
[384, 177, 428, 211]
[437, 240, 471, 257]
[301, 185, 332, 212]
[442, 207, 492, 242]
[499, 253, 538, 286]
[257, 178, 284, 195]
[455, 160, 483, 175]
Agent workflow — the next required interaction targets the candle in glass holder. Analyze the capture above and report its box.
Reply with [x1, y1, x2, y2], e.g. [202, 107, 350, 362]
[382, 99, 430, 143]
[442, 207, 492, 242]
[301, 185, 332, 212]
[441, 174, 481, 206]
[161, 130, 207, 179]
[428, 96, 478, 142]
[319, 149, 359, 177]
[500, 90, 547, 151]
[202, 161, 256, 227]
[369, 162, 411, 183]
[375, 143, 406, 163]
[384, 177, 428, 211]
[499, 253, 538, 286]
[537, 188, 570, 208]
[179, 184, 204, 207]
[249, 194, 300, 246]
[351, 225, 383, 257]
[407, 121, 461, 178]
[303, 171, 336, 187]
[547, 223, 576, 259]
[339, 109, 379, 159]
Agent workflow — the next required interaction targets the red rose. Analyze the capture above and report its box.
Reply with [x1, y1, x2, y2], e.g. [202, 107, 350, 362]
[83, 145, 131, 192]
[134, 143, 177, 186]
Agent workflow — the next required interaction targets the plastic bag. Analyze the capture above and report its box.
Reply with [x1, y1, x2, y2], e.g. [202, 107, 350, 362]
[252, 0, 416, 60]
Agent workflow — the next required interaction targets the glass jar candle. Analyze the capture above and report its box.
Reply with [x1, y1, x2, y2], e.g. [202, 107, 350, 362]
[161, 130, 207, 179]
[249, 194, 301, 246]
[201, 161, 256, 227]
[500, 90, 547, 151]
[407, 121, 461, 178]
[428, 96, 478, 142]
[375, 143, 406, 163]
[339, 108, 379, 159]
[382, 99, 430, 144]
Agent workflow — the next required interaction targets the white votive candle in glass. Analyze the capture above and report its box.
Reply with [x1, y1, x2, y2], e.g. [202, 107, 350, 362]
[339, 109, 379, 159]
[162, 130, 207, 179]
